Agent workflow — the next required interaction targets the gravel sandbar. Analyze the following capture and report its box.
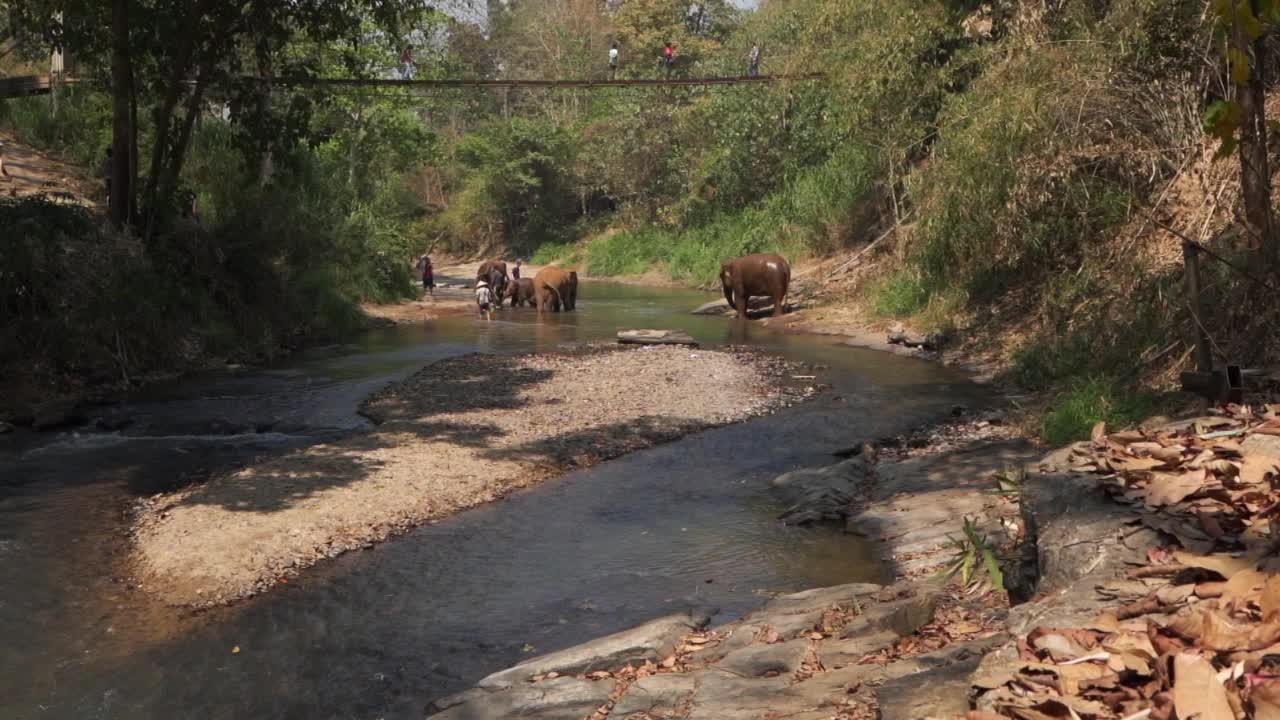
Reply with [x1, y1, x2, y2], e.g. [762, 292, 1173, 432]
[130, 346, 810, 606]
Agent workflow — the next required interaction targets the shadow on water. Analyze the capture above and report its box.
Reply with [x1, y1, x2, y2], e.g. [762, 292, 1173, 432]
[0, 282, 990, 720]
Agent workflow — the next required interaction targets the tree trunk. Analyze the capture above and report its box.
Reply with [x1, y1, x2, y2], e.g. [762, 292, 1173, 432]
[128, 61, 140, 222]
[109, 0, 132, 228]
[157, 71, 207, 206]
[142, 0, 203, 241]
[1237, 1, 1277, 261]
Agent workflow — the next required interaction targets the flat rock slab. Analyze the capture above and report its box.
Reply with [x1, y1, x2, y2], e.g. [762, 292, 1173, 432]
[429, 677, 612, 719]
[477, 611, 711, 690]
[617, 329, 699, 347]
[609, 673, 698, 717]
[717, 637, 810, 678]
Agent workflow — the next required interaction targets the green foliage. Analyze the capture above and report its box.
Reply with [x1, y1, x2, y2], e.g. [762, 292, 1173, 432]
[0, 89, 111, 168]
[870, 271, 930, 317]
[1039, 377, 1169, 446]
[434, 119, 575, 254]
[938, 518, 1003, 593]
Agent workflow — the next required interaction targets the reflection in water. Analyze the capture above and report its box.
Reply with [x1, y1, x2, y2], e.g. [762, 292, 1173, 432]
[0, 282, 986, 720]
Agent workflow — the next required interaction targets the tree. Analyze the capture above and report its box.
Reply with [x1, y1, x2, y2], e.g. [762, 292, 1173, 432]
[8, 0, 426, 235]
[1204, 0, 1280, 263]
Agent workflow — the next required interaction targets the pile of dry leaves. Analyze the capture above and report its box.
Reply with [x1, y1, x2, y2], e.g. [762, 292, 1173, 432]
[973, 406, 1280, 719]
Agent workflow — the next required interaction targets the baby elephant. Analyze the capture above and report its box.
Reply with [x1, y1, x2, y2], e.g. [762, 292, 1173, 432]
[720, 253, 790, 318]
[506, 277, 536, 307]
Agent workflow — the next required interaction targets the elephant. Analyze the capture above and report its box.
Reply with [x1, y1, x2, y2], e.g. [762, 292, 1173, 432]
[476, 260, 508, 305]
[720, 253, 790, 319]
[533, 266, 577, 313]
[506, 277, 536, 307]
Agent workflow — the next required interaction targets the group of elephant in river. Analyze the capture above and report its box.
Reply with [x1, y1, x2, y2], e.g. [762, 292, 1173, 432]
[476, 260, 578, 313]
[472, 252, 792, 319]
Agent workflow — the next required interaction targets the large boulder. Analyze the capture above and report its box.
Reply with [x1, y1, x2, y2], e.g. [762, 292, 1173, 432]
[771, 457, 871, 525]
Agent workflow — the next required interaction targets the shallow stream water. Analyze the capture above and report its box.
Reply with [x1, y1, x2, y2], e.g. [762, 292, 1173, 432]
[0, 280, 986, 719]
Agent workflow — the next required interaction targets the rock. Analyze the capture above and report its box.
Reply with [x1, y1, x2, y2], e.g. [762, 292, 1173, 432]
[883, 594, 938, 637]
[875, 643, 991, 720]
[1004, 469, 1154, 635]
[32, 399, 85, 431]
[610, 673, 698, 717]
[768, 456, 870, 507]
[886, 329, 947, 351]
[617, 329, 699, 347]
[717, 638, 810, 678]
[690, 297, 779, 317]
[0, 421, 13, 434]
[94, 416, 134, 431]
[692, 299, 733, 316]
[686, 672, 805, 720]
[476, 611, 712, 691]
[818, 629, 901, 667]
[428, 676, 612, 719]
[760, 582, 882, 616]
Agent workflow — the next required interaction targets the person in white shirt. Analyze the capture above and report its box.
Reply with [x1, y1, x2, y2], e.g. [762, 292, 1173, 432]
[475, 281, 494, 320]
[609, 43, 619, 80]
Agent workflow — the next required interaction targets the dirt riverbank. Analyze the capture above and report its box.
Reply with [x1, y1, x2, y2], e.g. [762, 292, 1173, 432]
[129, 345, 814, 607]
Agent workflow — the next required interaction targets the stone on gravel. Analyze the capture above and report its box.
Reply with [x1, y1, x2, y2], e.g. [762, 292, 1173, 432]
[609, 673, 698, 717]
[717, 638, 810, 678]
[477, 611, 712, 690]
[428, 676, 611, 719]
[616, 329, 698, 347]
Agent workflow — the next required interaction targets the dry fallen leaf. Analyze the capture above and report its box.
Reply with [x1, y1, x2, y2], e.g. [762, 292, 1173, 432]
[1172, 550, 1259, 580]
[1200, 608, 1280, 651]
[1221, 569, 1268, 611]
[1263, 576, 1280, 621]
[1253, 682, 1280, 720]
[1172, 652, 1234, 720]
[1146, 470, 1208, 507]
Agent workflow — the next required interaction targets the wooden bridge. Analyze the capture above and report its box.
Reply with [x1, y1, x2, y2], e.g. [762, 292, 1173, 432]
[0, 72, 821, 100]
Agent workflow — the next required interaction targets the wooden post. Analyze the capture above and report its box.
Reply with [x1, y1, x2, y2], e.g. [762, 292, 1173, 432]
[1183, 241, 1213, 373]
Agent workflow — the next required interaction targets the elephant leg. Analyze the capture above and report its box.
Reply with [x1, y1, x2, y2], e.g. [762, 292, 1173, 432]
[733, 280, 748, 319]
[773, 284, 787, 317]
[723, 283, 736, 311]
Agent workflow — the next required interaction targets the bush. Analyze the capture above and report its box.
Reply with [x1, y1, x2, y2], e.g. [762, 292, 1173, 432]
[0, 87, 111, 167]
[1040, 377, 1168, 446]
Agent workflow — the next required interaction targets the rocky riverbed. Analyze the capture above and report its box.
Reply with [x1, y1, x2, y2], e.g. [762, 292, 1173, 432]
[437, 406, 1280, 720]
[128, 345, 814, 607]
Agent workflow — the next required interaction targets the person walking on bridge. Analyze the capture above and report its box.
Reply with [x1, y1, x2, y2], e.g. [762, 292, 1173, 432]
[747, 41, 761, 78]
[608, 42, 619, 81]
[661, 42, 675, 78]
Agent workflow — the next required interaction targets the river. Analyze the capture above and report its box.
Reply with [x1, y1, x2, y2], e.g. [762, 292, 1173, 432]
[0, 281, 986, 719]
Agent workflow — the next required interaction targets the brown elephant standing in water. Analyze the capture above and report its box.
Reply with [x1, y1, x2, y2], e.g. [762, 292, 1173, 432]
[533, 266, 577, 313]
[506, 278, 536, 307]
[720, 253, 790, 318]
[476, 260, 508, 304]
